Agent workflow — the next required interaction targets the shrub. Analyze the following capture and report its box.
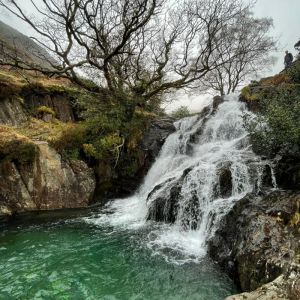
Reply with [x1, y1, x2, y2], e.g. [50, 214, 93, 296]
[0, 127, 37, 163]
[49, 123, 87, 155]
[287, 60, 300, 84]
[246, 89, 300, 156]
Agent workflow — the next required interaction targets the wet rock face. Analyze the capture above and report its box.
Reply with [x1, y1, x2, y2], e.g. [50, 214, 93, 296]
[218, 166, 232, 198]
[208, 191, 300, 292]
[140, 117, 176, 163]
[146, 167, 193, 224]
[0, 143, 95, 216]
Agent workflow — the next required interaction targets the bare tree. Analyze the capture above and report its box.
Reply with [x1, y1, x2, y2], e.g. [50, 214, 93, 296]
[198, 8, 276, 96]
[0, 0, 255, 106]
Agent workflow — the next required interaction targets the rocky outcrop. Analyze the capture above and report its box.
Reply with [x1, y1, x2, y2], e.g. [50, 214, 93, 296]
[208, 191, 300, 293]
[22, 91, 76, 122]
[0, 91, 76, 125]
[140, 117, 176, 163]
[0, 142, 95, 217]
[0, 96, 28, 125]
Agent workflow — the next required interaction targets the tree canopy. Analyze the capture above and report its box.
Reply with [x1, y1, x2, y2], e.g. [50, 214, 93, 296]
[0, 0, 270, 104]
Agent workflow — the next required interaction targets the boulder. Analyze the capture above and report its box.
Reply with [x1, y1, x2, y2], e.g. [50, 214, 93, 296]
[208, 191, 300, 292]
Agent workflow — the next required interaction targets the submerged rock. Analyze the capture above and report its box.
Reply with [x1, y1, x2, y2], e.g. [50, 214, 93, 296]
[0, 142, 95, 216]
[208, 190, 300, 292]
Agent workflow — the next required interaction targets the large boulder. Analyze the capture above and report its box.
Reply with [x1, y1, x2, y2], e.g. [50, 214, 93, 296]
[0, 142, 95, 217]
[208, 191, 300, 292]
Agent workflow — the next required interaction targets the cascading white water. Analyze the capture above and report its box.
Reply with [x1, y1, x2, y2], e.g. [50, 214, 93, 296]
[85, 94, 276, 263]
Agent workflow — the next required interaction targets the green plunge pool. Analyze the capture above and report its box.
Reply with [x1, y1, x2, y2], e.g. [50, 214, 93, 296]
[0, 210, 237, 300]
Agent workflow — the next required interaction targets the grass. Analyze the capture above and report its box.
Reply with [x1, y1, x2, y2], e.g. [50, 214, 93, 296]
[17, 118, 71, 141]
[0, 67, 79, 95]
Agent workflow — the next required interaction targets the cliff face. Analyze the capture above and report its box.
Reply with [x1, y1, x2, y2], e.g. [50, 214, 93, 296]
[0, 70, 174, 215]
[0, 142, 95, 217]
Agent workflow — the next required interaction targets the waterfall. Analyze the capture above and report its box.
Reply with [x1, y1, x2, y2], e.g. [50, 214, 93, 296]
[85, 94, 276, 263]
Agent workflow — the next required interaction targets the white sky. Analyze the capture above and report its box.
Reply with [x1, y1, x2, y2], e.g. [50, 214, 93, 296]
[1, 0, 300, 113]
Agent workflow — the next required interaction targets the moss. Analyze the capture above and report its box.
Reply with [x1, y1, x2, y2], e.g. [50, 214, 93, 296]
[0, 126, 37, 164]
[241, 86, 260, 101]
[289, 212, 300, 228]
[36, 105, 56, 116]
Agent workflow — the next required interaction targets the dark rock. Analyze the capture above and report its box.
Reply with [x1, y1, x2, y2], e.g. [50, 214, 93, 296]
[92, 117, 176, 202]
[212, 95, 224, 110]
[140, 117, 176, 162]
[147, 168, 192, 223]
[208, 191, 300, 292]
[218, 165, 232, 197]
[275, 156, 300, 190]
[23, 92, 76, 122]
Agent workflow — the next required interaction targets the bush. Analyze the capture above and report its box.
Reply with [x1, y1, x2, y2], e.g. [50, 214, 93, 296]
[0, 127, 37, 163]
[240, 86, 259, 101]
[246, 89, 300, 156]
[49, 123, 87, 159]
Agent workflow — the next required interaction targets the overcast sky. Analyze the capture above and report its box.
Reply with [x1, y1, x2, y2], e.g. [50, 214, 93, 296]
[1, 0, 300, 112]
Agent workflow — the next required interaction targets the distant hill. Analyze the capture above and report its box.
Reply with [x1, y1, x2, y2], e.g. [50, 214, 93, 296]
[0, 20, 54, 69]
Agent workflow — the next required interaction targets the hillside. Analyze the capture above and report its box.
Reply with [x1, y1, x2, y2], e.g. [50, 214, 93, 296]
[0, 20, 53, 69]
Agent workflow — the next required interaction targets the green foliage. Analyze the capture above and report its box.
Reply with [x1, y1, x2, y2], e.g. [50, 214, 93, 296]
[0, 127, 37, 163]
[36, 105, 56, 116]
[171, 106, 190, 119]
[246, 88, 300, 156]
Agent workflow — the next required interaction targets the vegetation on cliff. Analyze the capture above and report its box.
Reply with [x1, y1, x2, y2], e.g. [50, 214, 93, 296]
[242, 59, 300, 158]
[0, 126, 37, 164]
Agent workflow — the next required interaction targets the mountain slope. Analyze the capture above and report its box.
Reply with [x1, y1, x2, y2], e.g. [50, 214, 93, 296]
[0, 20, 53, 69]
